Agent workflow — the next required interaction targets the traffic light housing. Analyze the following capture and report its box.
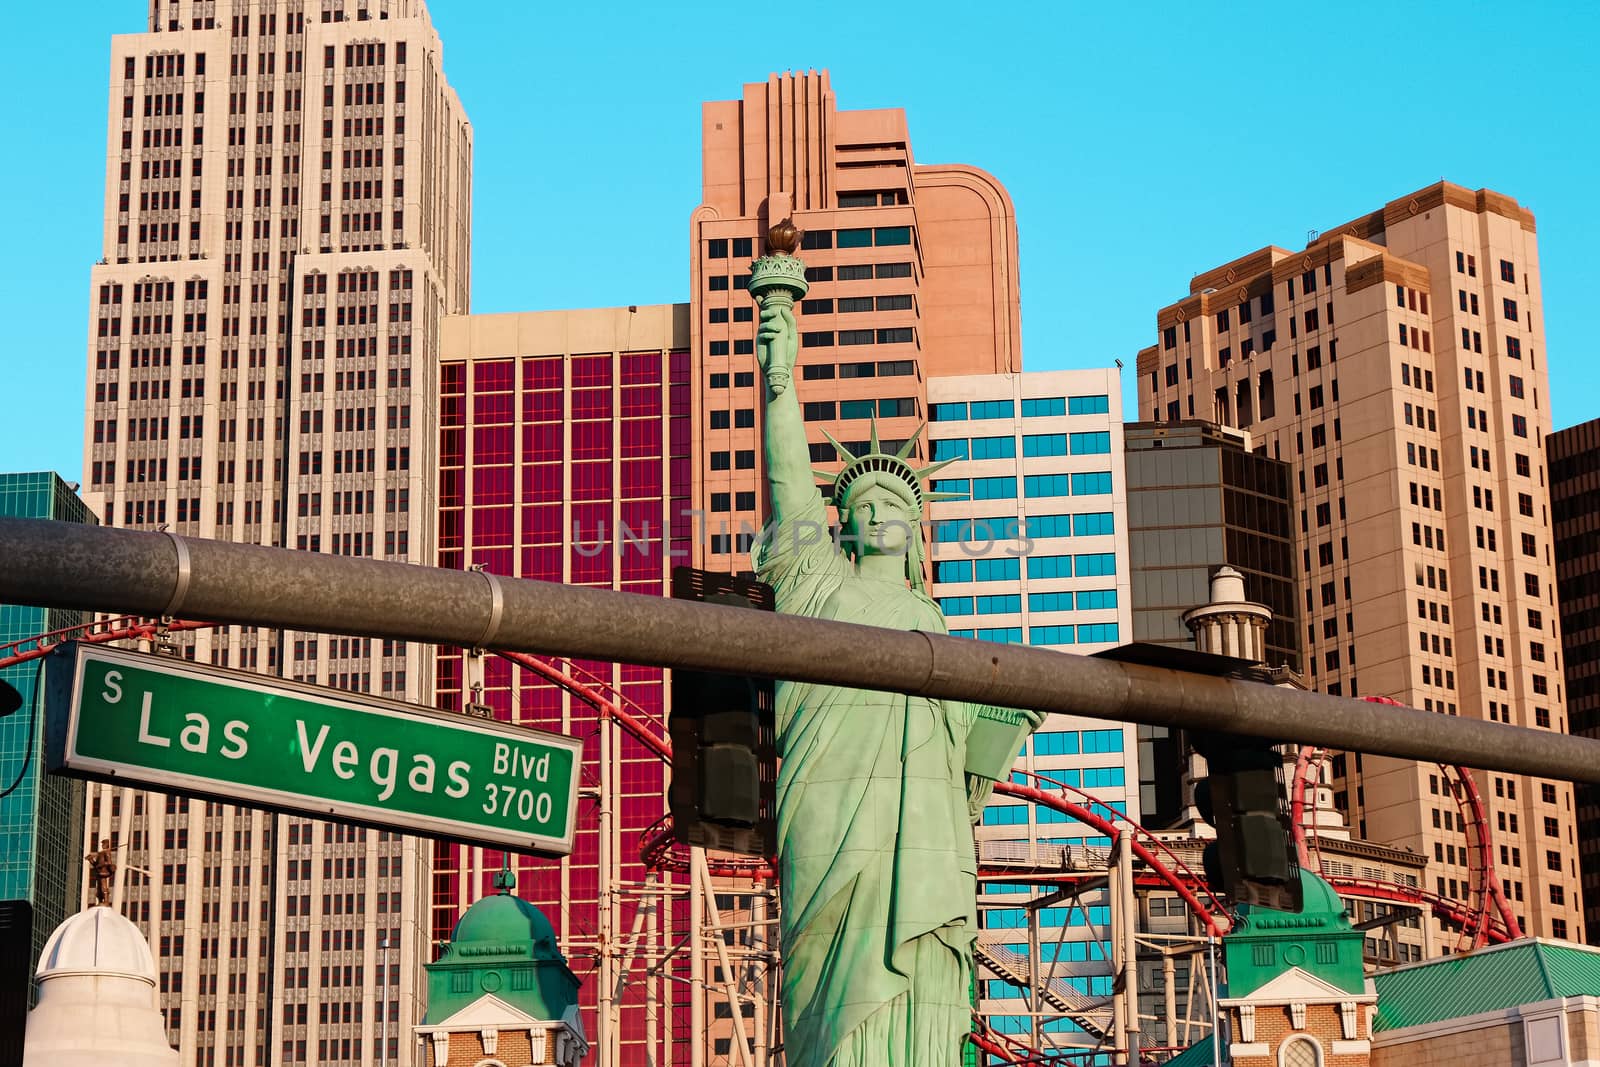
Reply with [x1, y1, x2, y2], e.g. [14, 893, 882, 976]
[668, 568, 776, 857]
[1193, 731, 1302, 913]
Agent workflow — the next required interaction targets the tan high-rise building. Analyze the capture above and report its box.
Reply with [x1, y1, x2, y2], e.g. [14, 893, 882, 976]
[1136, 181, 1580, 947]
[79, 1, 470, 1064]
[690, 70, 1020, 573]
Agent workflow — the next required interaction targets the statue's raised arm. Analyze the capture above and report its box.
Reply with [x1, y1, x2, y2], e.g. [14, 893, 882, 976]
[746, 220, 1023, 1067]
[750, 220, 821, 528]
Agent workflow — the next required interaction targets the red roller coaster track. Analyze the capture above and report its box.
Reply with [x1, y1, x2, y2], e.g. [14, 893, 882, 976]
[1289, 696, 1521, 949]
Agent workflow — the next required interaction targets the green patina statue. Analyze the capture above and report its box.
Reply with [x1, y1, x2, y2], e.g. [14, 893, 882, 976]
[747, 221, 1041, 1067]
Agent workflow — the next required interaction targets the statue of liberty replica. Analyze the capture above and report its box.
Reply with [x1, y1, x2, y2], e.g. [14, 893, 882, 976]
[747, 220, 1040, 1067]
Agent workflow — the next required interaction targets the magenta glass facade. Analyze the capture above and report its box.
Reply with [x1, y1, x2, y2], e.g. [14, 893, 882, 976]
[437, 347, 693, 1059]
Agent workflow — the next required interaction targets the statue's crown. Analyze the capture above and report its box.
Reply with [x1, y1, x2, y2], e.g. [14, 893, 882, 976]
[815, 418, 964, 513]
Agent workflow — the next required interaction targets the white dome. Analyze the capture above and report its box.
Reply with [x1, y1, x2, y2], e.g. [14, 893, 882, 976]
[36, 906, 157, 984]
[1208, 565, 1248, 605]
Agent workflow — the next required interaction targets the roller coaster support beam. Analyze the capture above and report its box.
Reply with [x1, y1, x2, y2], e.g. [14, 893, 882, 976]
[5, 516, 1600, 784]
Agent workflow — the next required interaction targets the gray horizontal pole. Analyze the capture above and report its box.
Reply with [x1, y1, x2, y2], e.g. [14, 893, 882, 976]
[3, 515, 1597, 783]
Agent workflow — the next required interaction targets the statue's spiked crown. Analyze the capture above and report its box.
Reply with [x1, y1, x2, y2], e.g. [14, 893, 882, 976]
[816, 418, 964, 514]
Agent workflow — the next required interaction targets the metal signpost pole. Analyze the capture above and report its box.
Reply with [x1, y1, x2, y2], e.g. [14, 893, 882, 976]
[4, 517, 1600, 785]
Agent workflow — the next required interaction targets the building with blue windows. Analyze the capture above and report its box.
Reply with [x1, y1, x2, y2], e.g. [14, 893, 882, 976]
[925, 370, 1134, 1054]
[0, 473, 94, 992]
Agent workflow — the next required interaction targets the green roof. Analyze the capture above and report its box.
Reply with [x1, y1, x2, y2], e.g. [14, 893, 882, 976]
[1373, 938, 1600, 1032]
[1224, 871, 1367, 997]
[423, 875, 579, 1026]
[1163, 1034, 1214, 1067]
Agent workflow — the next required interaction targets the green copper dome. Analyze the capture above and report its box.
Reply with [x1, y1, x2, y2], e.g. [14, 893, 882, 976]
[1233, 869, 1349, 931]
[423, 874, 581, 1025]
[447, 892, 561, 961]
[1223, 870, 1366, 997]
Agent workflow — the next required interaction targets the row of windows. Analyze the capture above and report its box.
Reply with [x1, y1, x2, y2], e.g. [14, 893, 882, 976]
[931, 395, 1109, 422]
[799, 397, 918, 421]
[939, 594, 1022, 617]
[815, 475, 1112, 516]
[1024, 472, 1114, 498]
[931, 540, 1115, 580]
[1025, 622, 1121, 645]
[985, 975, 1114, 999]
[932, 540, 1115, 579]
[948, 626, 1023, 643]
[800, 294, 914, 315]
[800, 359, 916, 381]
[800, 327, 916, 348]
[801, 262, 915, 284]
[941, 609, 1121, 645]
[929, 431, 1112, 461]
[994, 940, 1110, 963]
[1033, 729, 1124, 756]
[985, 1016, 1097, 1037]
[1014, 766, 1127, 790]
[982, 798, 1128, 825]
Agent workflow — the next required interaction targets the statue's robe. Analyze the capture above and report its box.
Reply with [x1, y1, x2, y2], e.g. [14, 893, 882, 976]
[754, 490, 976, 1067]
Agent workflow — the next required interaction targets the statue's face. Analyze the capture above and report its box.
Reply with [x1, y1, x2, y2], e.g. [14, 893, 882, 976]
[842, 483, 914, 557]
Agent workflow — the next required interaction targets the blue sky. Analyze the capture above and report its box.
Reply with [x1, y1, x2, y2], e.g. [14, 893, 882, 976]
[3, 1, 1597, 482]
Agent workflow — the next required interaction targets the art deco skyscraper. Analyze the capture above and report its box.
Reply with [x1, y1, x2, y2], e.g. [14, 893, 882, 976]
[1137, 182, 1581, 947]
[79, 2, 470, 1063]
[691, 70, 1020, 575]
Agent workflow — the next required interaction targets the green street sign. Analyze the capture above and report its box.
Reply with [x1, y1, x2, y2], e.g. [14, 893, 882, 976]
[44, 643, 582, 855]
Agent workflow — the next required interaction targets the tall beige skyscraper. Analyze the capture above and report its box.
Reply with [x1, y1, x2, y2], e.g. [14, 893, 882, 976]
[79, 1, 470, 1063]
[1136, 181, 1581, 947]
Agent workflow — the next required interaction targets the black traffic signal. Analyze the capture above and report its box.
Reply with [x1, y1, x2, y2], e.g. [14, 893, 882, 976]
[668, 568, 776, 857]
[1193, 731, 1302, 913]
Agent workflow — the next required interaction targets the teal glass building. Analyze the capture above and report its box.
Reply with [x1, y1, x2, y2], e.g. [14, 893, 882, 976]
[0, 472, 95, 984]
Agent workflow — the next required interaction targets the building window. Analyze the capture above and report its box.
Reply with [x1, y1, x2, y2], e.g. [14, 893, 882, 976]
[1280, 1036, 1323, 1067]
[1504, 298, 1519, 322]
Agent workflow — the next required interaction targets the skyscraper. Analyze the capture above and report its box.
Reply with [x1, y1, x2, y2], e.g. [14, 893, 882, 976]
[691, 70, 1020, 575]
[1136, 181, 1581, 946]
[922, 369, 1137, 1046]
[78, 2, 470, 1062]
[435, 305, 694, 1066]
[0, 474, 93, 993]
[1122, 420, 1300, 829]
[1550, 417, 1600, 944]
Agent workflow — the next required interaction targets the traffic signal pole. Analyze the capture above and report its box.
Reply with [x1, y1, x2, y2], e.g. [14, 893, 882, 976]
[4, 515, 1600, 784]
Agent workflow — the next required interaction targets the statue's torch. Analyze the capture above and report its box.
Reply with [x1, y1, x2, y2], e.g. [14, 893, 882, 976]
[747, 218, 809, 396]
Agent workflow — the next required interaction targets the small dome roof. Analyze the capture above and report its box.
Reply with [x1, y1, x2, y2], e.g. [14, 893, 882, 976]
[450, 892, 560, 960]
[1297, 870, 1347, 919]
[37, 906, 158, 983]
